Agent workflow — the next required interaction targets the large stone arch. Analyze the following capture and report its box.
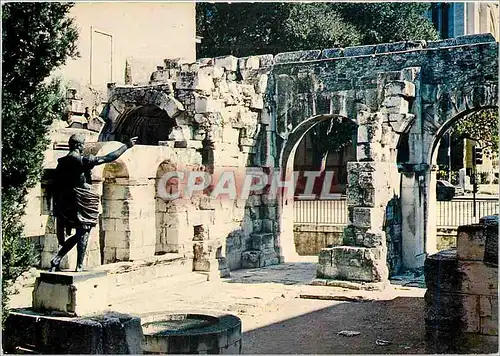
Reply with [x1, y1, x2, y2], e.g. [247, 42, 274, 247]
[416, 83, 498, 267]
[279, 114, 357, 173]
[423, 82, 498, 165]
[276, 114, 358, 260]
[399, 81, 498, 269]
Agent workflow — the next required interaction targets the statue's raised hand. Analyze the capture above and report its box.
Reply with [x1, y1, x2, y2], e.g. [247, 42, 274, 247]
[127, 136, 138, 148]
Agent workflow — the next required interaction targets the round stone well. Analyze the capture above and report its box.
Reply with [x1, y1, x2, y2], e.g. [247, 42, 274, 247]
[142, 312, 242, 354]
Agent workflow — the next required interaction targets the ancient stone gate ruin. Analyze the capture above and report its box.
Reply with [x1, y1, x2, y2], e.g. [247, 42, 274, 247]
[27, 34, 498, 285]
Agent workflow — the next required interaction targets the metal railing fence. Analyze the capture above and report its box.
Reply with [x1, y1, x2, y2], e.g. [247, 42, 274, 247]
[294, 197, 499, 228]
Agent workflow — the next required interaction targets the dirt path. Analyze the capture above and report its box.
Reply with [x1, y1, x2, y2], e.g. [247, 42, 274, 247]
[241, 296, 426, 354]
[9, 257, 431, 354]
[106, 259, 429, 354]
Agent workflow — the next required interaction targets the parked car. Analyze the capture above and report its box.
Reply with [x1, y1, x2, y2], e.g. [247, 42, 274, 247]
[437, 180, 455, 201]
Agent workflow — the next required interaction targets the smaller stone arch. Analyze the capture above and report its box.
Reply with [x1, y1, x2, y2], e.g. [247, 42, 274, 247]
[100, 158, 132, 264]
[84, 141, 132, 182]
[421, 82, 498, 165]
[427, 105, 498, 166]
[102, 105, 177, 145]
[99, 87, 185, 144]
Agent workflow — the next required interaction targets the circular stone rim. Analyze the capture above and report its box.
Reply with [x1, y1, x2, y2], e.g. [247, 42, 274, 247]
[141, 312, 241, 337]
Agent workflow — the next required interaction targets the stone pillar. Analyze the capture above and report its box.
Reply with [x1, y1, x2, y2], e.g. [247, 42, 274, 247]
[400, 172, 426, 269]
[156, 200, 189, 254]
[192, 224, 229, 279]
[425, 167, 438, 256]
[275, 167, 299, 262]
[101, 178, 156, 263]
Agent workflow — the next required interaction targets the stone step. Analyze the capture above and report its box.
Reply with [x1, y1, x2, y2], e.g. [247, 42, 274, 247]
[94, 253, 193, 287]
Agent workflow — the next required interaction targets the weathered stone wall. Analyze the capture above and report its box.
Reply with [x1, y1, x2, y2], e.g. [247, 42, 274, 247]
[295, 223, 458, 259]
[97, 54, 279, 271]
[294, 224, 344, 256]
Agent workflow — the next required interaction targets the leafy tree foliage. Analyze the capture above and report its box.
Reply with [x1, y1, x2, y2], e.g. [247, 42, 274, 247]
[2, 2, 78, 327]
[196, 2, 438, 58]
[309, 118, 357, 170]
[454, 109, 499, 152]
[335, 2, 438, 45]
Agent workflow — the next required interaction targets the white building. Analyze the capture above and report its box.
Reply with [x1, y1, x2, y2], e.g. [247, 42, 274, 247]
[426, 2, 499, 40]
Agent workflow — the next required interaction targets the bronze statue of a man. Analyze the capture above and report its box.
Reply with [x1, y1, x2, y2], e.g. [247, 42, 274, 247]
[50, 134, 137, 272]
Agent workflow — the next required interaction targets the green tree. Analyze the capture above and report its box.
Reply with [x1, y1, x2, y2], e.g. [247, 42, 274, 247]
[309, 118, 357, 170]
[454, 109, 499, 152]
[2, 2, 78, 327]
[335, 2, 438, 45]
[196, 2, 438, 58]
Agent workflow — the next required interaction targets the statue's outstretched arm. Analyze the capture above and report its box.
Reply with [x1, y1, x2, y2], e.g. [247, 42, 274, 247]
[94, 137, 138, 165]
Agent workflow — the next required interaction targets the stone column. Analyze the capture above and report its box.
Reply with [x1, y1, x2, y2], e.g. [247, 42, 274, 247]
[400, 170, 426, 269]
[275, 167, 299, 262]
[425, 166, 438, 256]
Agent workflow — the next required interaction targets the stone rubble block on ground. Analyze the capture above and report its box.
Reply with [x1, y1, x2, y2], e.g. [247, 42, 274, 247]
[317, 246, 388, 282]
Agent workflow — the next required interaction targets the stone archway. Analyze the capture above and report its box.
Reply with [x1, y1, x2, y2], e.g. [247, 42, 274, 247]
[100, 159, 131, 263]
[400, 82, 498, 269]
[276, 114, 357, 261]
[99, 86, 185, 144]
[421, 85, 498, 262]
[110, 105, 177, 145]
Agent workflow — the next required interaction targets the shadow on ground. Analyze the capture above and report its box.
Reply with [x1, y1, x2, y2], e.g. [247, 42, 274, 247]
[242, 297, 427, 354]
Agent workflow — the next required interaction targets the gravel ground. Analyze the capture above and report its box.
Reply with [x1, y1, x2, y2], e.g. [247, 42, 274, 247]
[9, 257, 441, 354]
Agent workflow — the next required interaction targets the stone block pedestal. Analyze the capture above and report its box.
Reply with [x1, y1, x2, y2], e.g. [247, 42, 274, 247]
[32, 271, 109, 317]
[3, 310, 143, 354]
[424, 218, 498, 354]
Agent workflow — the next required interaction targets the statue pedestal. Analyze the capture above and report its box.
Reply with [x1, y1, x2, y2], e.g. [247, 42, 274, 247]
[32, 270, 109, 317]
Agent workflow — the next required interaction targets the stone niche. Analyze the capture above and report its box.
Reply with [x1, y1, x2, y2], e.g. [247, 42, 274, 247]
[424, 215, 498, 354]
